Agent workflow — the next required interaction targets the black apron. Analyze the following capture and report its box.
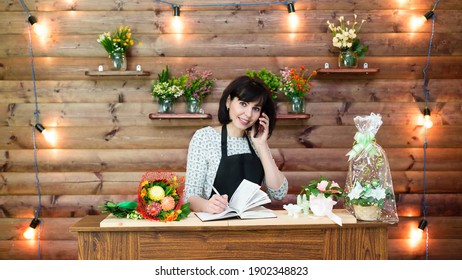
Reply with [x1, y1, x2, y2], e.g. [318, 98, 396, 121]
[211, 125, 264, 198]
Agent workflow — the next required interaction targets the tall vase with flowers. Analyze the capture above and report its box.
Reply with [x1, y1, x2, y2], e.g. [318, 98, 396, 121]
[97, 26, 141, 70]
[151, 65, 184, 113]
[279, 66, 317, 114]
[326, 14, 368, 68]
[181, 68, 215, 113]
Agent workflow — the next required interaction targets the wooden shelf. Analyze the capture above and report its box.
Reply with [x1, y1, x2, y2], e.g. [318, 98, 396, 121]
[149, 113, 212, 119]
[317, 68, 379, 74]
[277, 114, 310, 119]
[85, 70, 151, 76]
[149, 113, 308, 120]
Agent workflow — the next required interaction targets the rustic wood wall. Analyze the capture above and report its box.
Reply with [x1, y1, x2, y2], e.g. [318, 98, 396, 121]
[1, 0, 461, 260]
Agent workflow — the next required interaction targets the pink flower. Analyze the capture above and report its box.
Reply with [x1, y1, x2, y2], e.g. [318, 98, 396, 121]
[317, 180, 329, 192]
[330, 181, 342, 193]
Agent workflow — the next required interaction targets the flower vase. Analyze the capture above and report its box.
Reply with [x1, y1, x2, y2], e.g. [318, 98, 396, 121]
[185, 97, 202, 114]
[110, 52, 127, 71]
[309, 194, 335, 217]
[338, 50, 358, 68]
[157, 97, 174, 113]
[288, 96, 305, 114]
[353, 204, 381, 221]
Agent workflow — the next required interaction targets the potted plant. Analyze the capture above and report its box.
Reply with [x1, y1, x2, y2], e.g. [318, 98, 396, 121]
[345, 178, 389, 221]
[151, 65, 184, 113]
[245, 68, 282, 100]
[279, 66, 317, 114]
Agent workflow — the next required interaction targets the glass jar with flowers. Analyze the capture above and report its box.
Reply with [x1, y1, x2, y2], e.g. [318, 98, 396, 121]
[299, 176, 343, 217]
[279, 66, 317, 114]
[326, 14, 368, 68]
[151, 65, 184, 113]
[97, 26, 141, 70]
[245, 68, 282, 100]
[181, 68, 215, 114]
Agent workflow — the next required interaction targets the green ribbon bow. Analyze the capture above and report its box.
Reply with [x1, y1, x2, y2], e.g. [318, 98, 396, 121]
[346, 131, 377, 161]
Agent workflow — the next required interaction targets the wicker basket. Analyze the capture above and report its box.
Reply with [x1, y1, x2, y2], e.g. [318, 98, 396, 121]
[353, 204, 381, 221]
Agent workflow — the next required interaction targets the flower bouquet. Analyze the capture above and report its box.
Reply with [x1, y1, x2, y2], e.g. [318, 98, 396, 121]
[151, 65, 185, 113]
[326, 14, 368, 68]
[97, 26, 140, 70]
[279, 66, 317, 113]
[245, 68, 282, 99]
[299, 176, 344, 225]
[99, 171, 191, 222]
[180, 68, 215, 113]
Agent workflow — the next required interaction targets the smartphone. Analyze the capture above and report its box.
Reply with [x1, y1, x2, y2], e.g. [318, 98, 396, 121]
[252, 112, 264, 138]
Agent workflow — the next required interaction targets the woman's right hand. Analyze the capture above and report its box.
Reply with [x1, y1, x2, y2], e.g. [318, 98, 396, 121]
[206, 194, 229, 213]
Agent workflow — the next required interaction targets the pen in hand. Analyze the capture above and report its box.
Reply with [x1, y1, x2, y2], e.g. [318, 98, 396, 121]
[211, 186, 228, 210]
[211, 186, 221, 196]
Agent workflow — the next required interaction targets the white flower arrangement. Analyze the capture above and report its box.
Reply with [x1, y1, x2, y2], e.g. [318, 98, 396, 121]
[327, 14, 368, 57]
[347, 179, 387, 208]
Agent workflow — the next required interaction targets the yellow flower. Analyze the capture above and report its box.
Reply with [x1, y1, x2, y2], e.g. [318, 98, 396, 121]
[148, 186, 165, 201]
[141, 180, 149, 187]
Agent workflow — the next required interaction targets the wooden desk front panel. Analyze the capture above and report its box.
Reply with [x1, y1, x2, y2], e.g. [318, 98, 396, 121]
[139, 228, 325, 260]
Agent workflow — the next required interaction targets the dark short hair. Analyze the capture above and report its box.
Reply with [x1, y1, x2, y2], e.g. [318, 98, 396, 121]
[218, 76, 277, 138]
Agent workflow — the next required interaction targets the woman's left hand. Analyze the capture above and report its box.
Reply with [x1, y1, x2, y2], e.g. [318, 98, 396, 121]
[250, 112, 269, 145]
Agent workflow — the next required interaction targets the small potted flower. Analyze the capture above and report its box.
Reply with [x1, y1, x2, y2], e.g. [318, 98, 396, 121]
[279, 66, 317, 114]
[300, 176, 343, 216]
[97, 25, 141, 70]
[326, 14, 368, 68]
[151, 65, 185, 113]
[345, 178, 390, 221]
[245, 68, 282, 100]
[181, 68, 215, 113]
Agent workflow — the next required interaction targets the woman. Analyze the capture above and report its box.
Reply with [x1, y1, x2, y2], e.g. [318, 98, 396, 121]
[185, 76, 288, 213]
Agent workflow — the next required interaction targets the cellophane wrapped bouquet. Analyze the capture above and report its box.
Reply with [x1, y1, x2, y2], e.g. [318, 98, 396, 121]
[344, 113, 399, 223]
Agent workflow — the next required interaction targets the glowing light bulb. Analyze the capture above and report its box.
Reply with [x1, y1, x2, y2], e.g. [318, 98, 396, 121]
[35, 124, 57, 145]
[423, 107, 433, 129]
[23, 227, 36, 240]
[288, 13, 299, 30]
[424, 114, 433, 129]
[172, 17, 183, 33]
[411, 10, 434, 30]
[23, 218, 40, 240]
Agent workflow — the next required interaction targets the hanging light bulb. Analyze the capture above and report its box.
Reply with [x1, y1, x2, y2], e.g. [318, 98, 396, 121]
[27, 15, 46, 36]
[23, 218, 40, 240]
[173, 5, 180, 17]
[423, 107, 433, 129]
[418, 219, 428, 231]
[287, 2, 296, 13]
[172, 5, 183, 34]
[35, 123, 57, 145]
[411, 10, 434, 30]
[287, 2, 299, 30]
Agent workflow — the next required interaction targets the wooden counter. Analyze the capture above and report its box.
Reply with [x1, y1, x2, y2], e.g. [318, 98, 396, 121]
[69, 210, 389, 260]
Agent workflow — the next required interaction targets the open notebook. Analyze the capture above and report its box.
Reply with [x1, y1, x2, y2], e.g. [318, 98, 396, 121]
[195, 179, 276, 221]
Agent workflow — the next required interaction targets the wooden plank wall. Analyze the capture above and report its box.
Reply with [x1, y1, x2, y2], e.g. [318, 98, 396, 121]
[1, 0, 461, 260]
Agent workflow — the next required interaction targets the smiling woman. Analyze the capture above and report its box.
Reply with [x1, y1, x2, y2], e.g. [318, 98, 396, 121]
[184, 76, 288, 214]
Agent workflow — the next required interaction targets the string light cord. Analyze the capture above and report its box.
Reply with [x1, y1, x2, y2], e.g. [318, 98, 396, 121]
[20, 0, 43, 260]
[155, 0, 293, 8]
[421, 0, 440, 260]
